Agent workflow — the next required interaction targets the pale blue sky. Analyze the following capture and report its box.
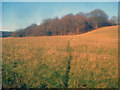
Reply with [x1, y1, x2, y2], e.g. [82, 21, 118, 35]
[2, 0, 120, 2]
[2, 2, 118, 31]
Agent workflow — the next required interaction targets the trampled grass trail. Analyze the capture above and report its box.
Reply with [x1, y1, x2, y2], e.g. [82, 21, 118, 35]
[63, 40, 72, 87]
[2, 25, 118, 88]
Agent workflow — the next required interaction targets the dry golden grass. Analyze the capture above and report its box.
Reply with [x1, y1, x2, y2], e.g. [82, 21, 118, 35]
[2, 25, 118, 88]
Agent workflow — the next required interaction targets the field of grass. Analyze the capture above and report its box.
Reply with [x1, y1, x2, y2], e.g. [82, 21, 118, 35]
[2, 25, 118, 88]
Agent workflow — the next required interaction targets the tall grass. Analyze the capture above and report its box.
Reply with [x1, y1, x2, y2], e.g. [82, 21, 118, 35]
[2, 26, 118, 88]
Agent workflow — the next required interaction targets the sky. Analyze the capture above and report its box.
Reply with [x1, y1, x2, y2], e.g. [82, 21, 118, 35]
[1, 0, 120, 2]
[2, 2, 118, 31]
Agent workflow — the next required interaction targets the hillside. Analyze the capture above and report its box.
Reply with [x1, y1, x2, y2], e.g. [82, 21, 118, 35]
[2, 25, 118, 88]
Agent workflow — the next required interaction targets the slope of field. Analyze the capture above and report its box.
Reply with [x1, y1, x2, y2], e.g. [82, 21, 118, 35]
[2, 25, 118, 88]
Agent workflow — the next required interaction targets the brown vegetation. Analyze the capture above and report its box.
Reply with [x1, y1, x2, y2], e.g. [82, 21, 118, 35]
[12, 9, 117, 37]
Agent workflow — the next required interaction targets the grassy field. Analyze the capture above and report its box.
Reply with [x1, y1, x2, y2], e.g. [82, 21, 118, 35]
[2, 25, 118, 88]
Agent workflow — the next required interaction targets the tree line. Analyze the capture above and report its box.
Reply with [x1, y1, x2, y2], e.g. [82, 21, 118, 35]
[12, 9, 118, 37]
[1, 31, 13, 37]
